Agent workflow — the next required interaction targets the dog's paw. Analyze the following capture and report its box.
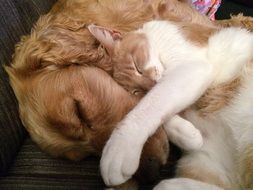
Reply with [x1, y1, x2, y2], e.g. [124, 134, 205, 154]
[100, 128, 143, 186]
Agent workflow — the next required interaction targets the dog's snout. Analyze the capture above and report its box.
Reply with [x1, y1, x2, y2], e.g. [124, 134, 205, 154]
[135, 127, 169, 184]
[135, 156, 161, 184]
[145, 157, 161, 182]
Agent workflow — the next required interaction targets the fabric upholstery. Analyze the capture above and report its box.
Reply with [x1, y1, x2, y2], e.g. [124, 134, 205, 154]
[231, 0, 253, 7]
[0, 139, 105, 190]
[0, 138, 177, 190]
[216, 0, 253, 19]
[0, 0, 57, 175]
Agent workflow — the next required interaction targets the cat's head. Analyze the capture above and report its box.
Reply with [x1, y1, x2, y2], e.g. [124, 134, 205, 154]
[88, 24, 163, 97]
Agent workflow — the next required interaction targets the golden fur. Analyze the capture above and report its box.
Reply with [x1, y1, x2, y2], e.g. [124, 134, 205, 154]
[194, 78, 241, 116]
[176, 166, 226, 189]
[216, 14, 253, 32]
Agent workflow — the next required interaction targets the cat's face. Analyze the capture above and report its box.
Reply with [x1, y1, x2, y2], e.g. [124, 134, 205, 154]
[88, 24, 163, 96]
[112, 32, 163, 96]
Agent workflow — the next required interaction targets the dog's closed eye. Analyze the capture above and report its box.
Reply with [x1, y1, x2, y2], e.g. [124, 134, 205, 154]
[74, 99, 93, 129]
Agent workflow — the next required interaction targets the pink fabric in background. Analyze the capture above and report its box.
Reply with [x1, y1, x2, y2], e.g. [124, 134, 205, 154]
[192, 0, 221, 20]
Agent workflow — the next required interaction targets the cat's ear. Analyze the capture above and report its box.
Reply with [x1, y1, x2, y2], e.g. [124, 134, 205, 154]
[87, 24, 122, 55]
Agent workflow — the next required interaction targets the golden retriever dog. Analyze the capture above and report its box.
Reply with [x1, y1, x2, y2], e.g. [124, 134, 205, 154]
[5, 0, 253, 187]
[5, 0, 178, 184]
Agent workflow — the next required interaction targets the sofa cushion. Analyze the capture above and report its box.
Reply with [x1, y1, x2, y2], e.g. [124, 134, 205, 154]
[231, 0, 253, 7]
[0, 138, 105, 189]
[0, 0, 57, 175]
[0, 138, 178, 190]
[216, 0, 253, 19]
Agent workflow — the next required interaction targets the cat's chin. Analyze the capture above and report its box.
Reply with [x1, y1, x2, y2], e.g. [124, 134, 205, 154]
[144, 64, 164, 82]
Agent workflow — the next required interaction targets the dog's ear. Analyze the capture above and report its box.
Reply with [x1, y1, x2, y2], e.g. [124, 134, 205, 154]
[178, 0, 192, 4]
[87, 24, 122, 55]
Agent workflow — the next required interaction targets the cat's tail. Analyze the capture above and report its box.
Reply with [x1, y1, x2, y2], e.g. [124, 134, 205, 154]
[207, 27, 253, 84]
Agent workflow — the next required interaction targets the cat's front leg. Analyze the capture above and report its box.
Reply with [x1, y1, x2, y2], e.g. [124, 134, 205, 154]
[100, 62, 213, 186]
[100, 118, 146, 186]
[164, 115, 203, 151]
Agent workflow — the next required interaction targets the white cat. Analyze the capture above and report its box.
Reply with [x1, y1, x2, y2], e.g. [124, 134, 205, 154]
[89, 20, 253, 189]
[88, 24, 205, 152]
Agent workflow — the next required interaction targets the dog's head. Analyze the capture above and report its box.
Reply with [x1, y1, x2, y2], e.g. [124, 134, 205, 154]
[6, 63, 169, 183]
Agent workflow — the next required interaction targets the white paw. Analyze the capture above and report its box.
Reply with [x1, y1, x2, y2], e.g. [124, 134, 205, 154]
[154, 179, 197, 190]
[154, 179, 179, 190]
[100, 128, 143, 186]
[164, 116, 203, 151]
[176, 125, 203, 151]
[154, 178, 222, 190]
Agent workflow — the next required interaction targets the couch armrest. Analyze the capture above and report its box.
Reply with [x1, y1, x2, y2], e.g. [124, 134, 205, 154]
[0, 68, 27, 175]
[0, 0, 56, 175]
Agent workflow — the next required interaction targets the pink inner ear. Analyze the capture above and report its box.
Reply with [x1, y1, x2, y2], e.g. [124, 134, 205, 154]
[87, 24, 122, 55]
[87, 24, 97, 33]
[87, 24, 122, 41]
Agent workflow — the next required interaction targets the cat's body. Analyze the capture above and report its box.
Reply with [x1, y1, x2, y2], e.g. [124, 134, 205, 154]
[155, 70, 253, 189]
[90, 20, 253, 189]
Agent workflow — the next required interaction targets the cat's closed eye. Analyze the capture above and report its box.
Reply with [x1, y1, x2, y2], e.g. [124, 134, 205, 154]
[131, 89, 143, 96]
[132, 56, 143, 75]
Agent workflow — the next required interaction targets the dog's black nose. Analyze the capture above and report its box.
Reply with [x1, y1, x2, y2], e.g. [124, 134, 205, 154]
[135, 127, 169, 184]
[135, 157, 161, 184]
[145, 157, 161, 182]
